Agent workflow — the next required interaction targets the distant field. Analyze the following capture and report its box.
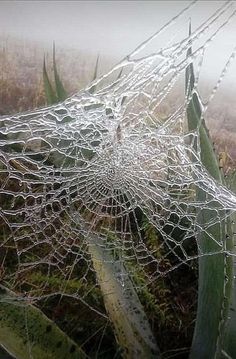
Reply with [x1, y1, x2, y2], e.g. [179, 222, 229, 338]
[0, 35, 113, 115]
[0, 34, 235, 170]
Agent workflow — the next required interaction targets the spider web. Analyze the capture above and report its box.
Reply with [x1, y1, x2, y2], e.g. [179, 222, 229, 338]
[0, 0, 236, 350]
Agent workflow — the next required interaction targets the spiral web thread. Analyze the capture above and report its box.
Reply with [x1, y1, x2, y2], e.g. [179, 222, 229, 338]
[0, 0, 236, 315]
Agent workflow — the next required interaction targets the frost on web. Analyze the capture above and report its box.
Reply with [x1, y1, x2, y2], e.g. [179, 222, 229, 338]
[0, 0, 236, 309]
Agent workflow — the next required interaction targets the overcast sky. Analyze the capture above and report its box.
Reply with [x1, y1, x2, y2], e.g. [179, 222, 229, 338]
[0, 1, 234, 54]
[0, 1, 236, 84]
[0, 1, 192, 56]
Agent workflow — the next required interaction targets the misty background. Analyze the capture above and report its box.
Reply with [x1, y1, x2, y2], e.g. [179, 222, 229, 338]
[1, 1, 236, 76]
[0, 0, 236, 163]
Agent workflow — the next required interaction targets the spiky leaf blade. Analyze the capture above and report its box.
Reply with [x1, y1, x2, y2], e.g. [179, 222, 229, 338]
[53, 44, 67, 101]
[0, 285, 86, 359]
[89, 55, 99, 94]
[222, 170, 236, 358]
[187, 21, 233, 359]
[43, 57, 57, 105]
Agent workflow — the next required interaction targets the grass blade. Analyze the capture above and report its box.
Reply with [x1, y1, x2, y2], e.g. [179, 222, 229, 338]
[89, 55, 99, 94]
[88, 233, 160, 358]
[187, 21, 233, 359]
[222, 171, 236, 358]
[53, 43, 67, 101]
[43, 56, 57, 105]
[0, 285, 86, 359]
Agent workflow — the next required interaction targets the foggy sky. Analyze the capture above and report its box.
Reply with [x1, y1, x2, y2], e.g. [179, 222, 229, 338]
[0, 1, 192, 56]
[0, 1, 236, 83]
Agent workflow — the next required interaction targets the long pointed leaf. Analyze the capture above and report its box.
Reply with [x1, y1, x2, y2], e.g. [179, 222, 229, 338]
[222, 171, 236, 358]
[53, 43, 67, 101]
[187, 21, 233, 359]
[0, 285, 86, 359]
[87, 233, 160, 358]
[43, 57, 57, 105]
[89, 55, 99, 94]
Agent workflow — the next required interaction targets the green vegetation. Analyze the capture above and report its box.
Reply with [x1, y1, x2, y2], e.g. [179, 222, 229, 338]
[0, 285, 86, 359]
[222, 171, 236, 358]
[0, 31, 235, 358]
[43, 44, 68, 104]
[186, 23, 234, 359]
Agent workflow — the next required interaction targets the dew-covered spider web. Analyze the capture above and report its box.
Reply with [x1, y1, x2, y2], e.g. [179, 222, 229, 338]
[1, 1, 236, 357]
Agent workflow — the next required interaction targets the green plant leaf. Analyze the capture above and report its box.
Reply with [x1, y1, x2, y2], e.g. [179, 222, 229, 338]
[43, 56, 57, 105]
[53, 43, 67, 101]
[89, 55, 99, 94]
[187, 21, 234, 359]
[222, 170, 236, 358]
[0, 285, 86, 359]
[116, 68, 127, 105]
[87, 232, 160, 358]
